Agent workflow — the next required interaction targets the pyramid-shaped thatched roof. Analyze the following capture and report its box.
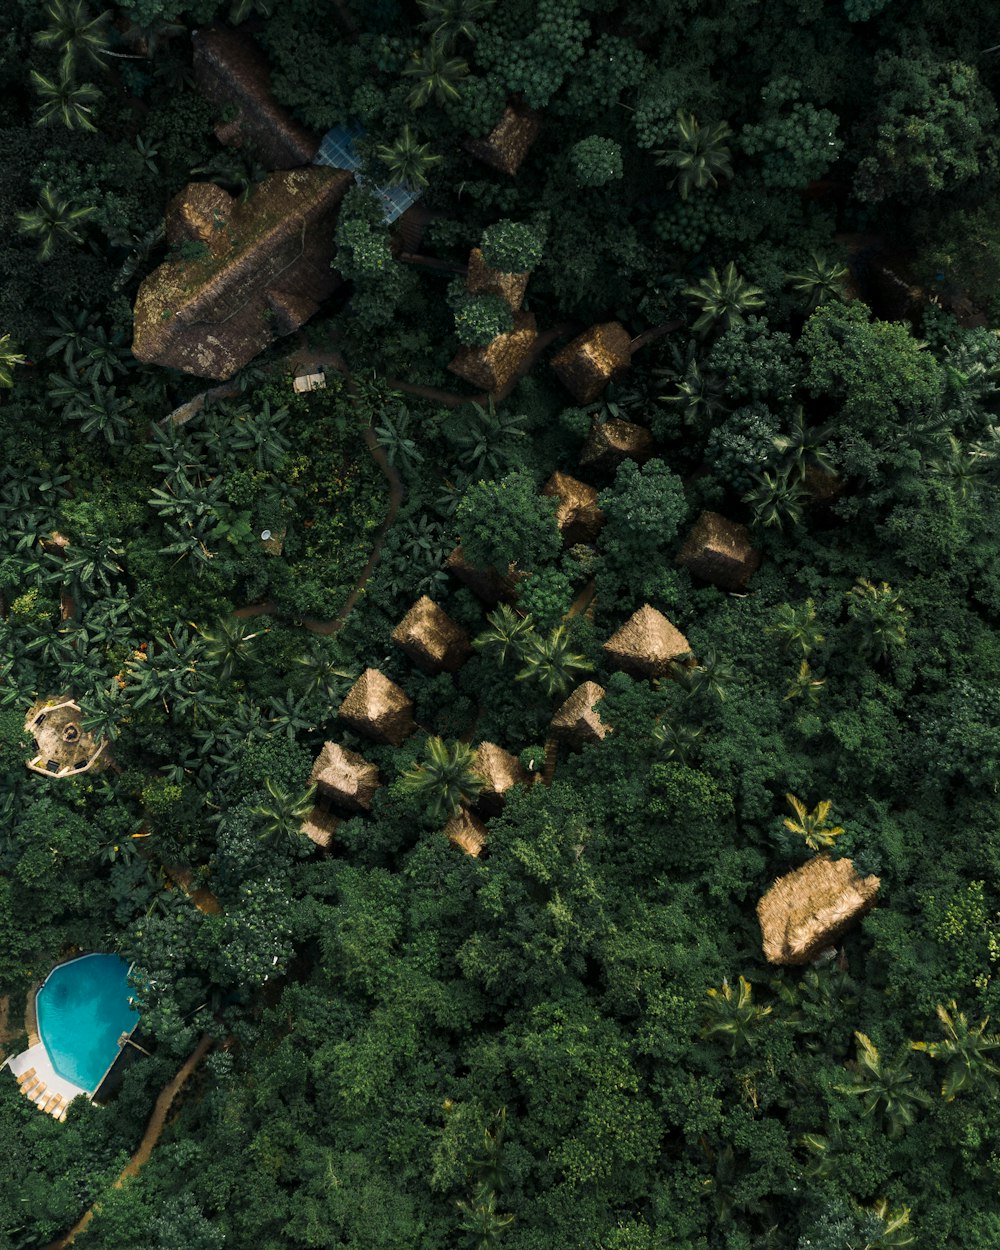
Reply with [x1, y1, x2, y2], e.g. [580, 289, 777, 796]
[550, 681, 608, 746]
[676, 511, 761, 593]
[542, 471, 606, 546]
[603, 605, 691, 678]
[192, 26, 320, 169]
[579, 417, 653, 472]
[391, 596, 472, 674]
[466, 248, 529, 311]
[757, 854, 880, 965]
[475, 742, 528, 814]
[551, 321, 633, 404]
[309, 742, 380, 812]
[444, 806, 489, 856]
[338, 669, 416, 746]
[448, 311, 537, 391]
[133, 167, 352, 380]
[301, 805, 338, 850]
[462, 103, 541, 175]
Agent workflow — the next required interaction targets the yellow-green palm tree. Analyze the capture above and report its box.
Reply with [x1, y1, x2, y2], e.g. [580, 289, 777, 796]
[783, 793, 844, 851]
[911, 1002, 1000, 1101]
[0, 336, 26, 389]
[399, 737, 483, 821]
[30, 64, 102, 131]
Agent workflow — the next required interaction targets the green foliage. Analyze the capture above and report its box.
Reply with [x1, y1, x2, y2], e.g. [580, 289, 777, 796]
[452, 292, 514, 346]
[683, 263, 765, 334]
[739, 78, 842, 189]
[479, 219, 544, 272]
[398, 736, 483, 822]
[569, 135, 623, 187]
[655, 111, 733, 199]
[376, 124, 442, 189]
[457, 471, 560, 572]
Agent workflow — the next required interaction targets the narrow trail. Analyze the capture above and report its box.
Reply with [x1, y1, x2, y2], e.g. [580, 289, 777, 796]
[40, 1033, 215, 1250]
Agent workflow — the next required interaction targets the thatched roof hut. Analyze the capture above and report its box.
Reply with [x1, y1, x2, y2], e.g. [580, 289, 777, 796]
[133, 167, 352, 380]
[25, 699, 106, 779]
[300, 806, 338, 850]
[676, 511, 761, 593]
[444, 807, 489, 856]
[550, 681, 608, 747]
[338, 669, 416, 746]
[309, 742, 380, 812]
[462, 102, 541, 175]
[542, 471, 605, 545]
[757, 854, 881, 965]
[448, 311, 537, 391]
[466, 248, 529, 311]
[391, 596, 472, 674]
[551, 322, 632, 405]
[603, 605, 691, 678]
[445, 546, 517, 605]
[579, 417, 653, 472]
[475, 742, 528, 815]
[192, 26, 320, 169]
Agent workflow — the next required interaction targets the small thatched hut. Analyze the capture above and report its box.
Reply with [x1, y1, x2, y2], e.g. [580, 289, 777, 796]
[445, 546, 517, 605]
[465, 248, 529, 311]
[550, 681, 608, 747]
[462, 102, 541, 175]
[444, 807, 489, 857]
[300, 806, 338, 850]
[579, 417, 653, 472]
[603, 605, 691, 679]
[551, 322, 632, 405]
[338, 669, 416, 747]
[542, 471, 605, 546]
[309, 742, 380, 812]
[192, 26, 320, 169]
[25, 699, 106, 778]
[676, 511, 761, 593]
[448, 311, 537, 391]
[757, 855, 880, 965]
[475, 742, 528, 815]
[391, 596, 472, 674]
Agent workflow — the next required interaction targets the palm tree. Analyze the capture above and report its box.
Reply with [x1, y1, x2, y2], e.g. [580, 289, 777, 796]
[450, 397, 528, 478]
[197, 617, 267, 682]
[845, 578, 908, 661]
[16, 185, 97, 260]
[683, 263, 764, 334]
[374, 405, 424, 475]
[473, 604, 535, 667]
[30, 64, 102, 131]
[34, 0, 110, 73]
[838, 1032, 930, 1137]
[291, 642, 354, 702]
[71, 382, 133, 444]
[651, 717, 704, 765]
[253, 778, 317, 847]
[911, 1001, 1000, 1101]
[455, 1185, 515, 1248]
[767, 600, 824, 656]
[742, 467, 807, 531]
[655, 111, 734, 199]
[783, 793, 844, 851]
[927, 432, 993, 500]
[417, 0, 495, 47]
[676, 647, 736, 702]
[785, 252, 849, 310]
[377, 126, 443, 189]
[405, 41, 469, 107]
[783, 660, 825, 705]
[515, 626, 592, 698]
[701, 976, 772, 1055]
[772, 407, 838, 479]
[399, 737, 483, 821]
[0, 336, 26, 389]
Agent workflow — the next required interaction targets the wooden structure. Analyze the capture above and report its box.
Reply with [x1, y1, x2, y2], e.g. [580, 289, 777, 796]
[551, 322, 632, 404]
[676, 511, 761, 593]
[448, 311, 537, 391]
[25, 699, 106, 779]
[542, 471, 605, 545]
[757, 855, 880, 966]
[338, 669, 416, 746]
[444, 807, 489, 857]
[465, 248, 529, 311]
[550, 681, 608, 747]
[462, 102, 541, 175]
[603, 605, 691, 678]
[309, 742, 380, 812]
[579, 417, 653, 472]
[391, 596, 472, 674]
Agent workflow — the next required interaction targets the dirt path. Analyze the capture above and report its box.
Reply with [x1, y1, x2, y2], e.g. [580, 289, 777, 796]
[41, 1033, 215, 1250]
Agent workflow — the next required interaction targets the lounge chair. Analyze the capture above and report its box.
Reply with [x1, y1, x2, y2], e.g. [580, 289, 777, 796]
[30, 1083, 47, 1102]
[22, 1076, 39, 1095]
[47, 1094, 63, 1115]
[17, 1067, 36, 1086]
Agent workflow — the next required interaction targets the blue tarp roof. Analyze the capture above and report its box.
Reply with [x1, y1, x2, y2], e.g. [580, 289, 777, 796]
[315, 122, 422, 224]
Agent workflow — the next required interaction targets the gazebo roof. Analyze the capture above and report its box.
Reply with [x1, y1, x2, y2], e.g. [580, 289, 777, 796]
[603, 605, 691, 678]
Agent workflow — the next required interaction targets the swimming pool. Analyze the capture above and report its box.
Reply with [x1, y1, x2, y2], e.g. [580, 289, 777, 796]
[36, 954, 140, 1093]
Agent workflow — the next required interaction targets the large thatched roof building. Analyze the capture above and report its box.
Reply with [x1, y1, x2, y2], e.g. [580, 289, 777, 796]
[551, 321, 633, 405]
[25, 699, 106, 779]
[579, 417, 653, 472]
[309, 742, 380, 812]
[462, 102, 541, 175]
[550, 681, 608, 747]
[603, 605, 691, 678]
[338, 669, 416, 747]
[757, 855, 881, 965]
[192, 26, 320, 169]
[391, 596, 472, 674]
[132, 167, 352, 380]
[474, 742, 529, 815]
[676, 511, 761, 593]
[542, 471, 606, 546]
[448, 311, 538, 392]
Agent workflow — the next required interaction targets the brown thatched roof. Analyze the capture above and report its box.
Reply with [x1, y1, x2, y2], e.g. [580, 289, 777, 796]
[579, 417, 653, 472]
[444, 807, 489, 857]
[166, 182, 233, 247]
[551, 322, 632, 404]
[462, 103, 541, 175]
[676, 511, 761, 593]
[757, 854, 880, 965]
[550, 681, 608, 746]
[445, 546, 518, 605]
[338, 669, 416, 747]
[475, 742, 528, 815]
[300, 805, 338, 850]
[192, 26, 320, 170]
[25, 698, 106, 779]
[309, 742, 380, 812]
[466, 248, 529, 311]
[603, 605, 691, 678]
[448, 311, 537, 391]
[542, 471, 605, 545]
[391, 595, 472, 674]
[133, 167, 352, 380]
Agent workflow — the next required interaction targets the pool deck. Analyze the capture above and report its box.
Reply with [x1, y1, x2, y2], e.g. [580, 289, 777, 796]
[4, 1043, 87, 1119]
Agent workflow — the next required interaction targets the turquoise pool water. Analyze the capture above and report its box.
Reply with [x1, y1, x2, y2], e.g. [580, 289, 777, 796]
[36, 954, 140, 1092]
